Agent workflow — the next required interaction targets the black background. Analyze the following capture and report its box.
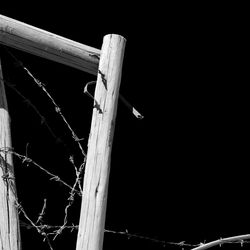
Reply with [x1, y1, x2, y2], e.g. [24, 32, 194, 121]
[0, 3, 247, 250]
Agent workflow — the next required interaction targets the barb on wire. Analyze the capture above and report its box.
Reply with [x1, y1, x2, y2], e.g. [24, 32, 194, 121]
[68, 155, 85, 196]
[0, 147, 82, 196]
[36, 198, 47, 225]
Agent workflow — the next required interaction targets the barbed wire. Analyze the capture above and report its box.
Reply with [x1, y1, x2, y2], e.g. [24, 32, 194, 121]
[35, 198, 47, 225]
[19, 220, 198, 249]
[104, 229, 197, 249]
[52, 157, 86, 239]
[0, 147, 82, 196]
[2, 47, 250, 250]
[1, 75, 86, 186]
[2, 47, 88, 183]
[15, 200, 54, 250]
[0, 145, 85, 240]
[24, 66, 86, 157]
[0, 146, 82, 248]
[1, 48, 88, 248]
[3, 47, 86, 158]
[18, 220, 250, 250]
[0, 76, 62, 145]
[0, 48, 87, 250]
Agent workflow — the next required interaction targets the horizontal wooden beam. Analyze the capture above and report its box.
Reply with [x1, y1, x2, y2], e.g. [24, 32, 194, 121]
[0, 15, 100, 75]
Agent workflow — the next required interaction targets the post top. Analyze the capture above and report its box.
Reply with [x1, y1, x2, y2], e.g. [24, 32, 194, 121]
[104, 34, 127, 42]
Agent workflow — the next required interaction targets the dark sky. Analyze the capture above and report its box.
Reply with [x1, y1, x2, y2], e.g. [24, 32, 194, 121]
[0, 4, 247, 250]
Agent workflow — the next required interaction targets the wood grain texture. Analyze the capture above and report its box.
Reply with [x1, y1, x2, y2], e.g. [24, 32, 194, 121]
[0, 57, 21, 250]
[0, 14, 100, 75]
[76, 34, 126, 250]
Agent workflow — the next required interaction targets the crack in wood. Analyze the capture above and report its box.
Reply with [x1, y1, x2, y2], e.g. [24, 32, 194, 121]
[98, 70, 107, 90]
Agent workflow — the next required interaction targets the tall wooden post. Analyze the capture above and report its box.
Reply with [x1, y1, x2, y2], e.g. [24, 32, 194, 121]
[0, 57, 21, 249]
[76, 34, 126, 250]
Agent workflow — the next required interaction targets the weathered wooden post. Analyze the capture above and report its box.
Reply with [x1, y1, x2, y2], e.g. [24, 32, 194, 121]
[76, 34, 126, 250]
[0, 57, 21, 250]
[1, 15, 127, 249]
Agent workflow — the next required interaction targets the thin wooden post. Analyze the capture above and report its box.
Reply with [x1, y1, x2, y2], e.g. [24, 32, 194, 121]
[76, 34, 126, 250]
[0, 57, 21, 249]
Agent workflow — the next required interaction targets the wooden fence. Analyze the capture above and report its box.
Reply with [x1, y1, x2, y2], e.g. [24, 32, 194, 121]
[0, 14, 126, 250]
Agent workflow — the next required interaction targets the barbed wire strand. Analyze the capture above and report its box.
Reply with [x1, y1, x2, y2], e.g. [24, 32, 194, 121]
[15, 201, 54, 250]
[2, 47, 250, 250]
[0, 76, 86, 240]
[1, 145, 85, 239]
[1, 75, 86, 191]
[104, 229, 197, 249]
[19, 221, 197, 249]
[24, 67, 86, 157]
[1, 49, 88, 243]
[18, 218, 250, 249]
[105, 231, 250, 249]
[3, 145, 205, 250]
[0, 147, 82, 196]
[52, 156, 86, 239]
[5, 50, 89, 210]
[68, 155, 84, 195]
[190, 235, 250, 250]
[36, 198, 47, 225]
[0, 77, 61, 144]
[20, 220, 250, 250]
[3, 47, 86, 158]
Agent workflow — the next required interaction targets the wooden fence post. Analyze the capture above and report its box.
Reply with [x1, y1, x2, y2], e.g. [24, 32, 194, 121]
[76, 34, 126, 250]
[0, 57, 21, 249]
